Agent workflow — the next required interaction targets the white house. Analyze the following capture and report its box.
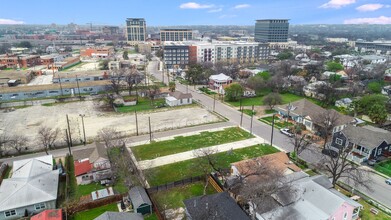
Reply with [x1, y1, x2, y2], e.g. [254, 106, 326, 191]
[165, 91, 193, 107]
[209, 73, 232, 90]
[0, 155, 59, 220]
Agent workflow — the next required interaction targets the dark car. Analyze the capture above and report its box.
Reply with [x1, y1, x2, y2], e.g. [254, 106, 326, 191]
[322, 149, 338, 158]
[386, 179, 391, 185]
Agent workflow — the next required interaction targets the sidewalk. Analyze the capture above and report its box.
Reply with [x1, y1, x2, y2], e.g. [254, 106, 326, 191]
[136, 137, 267, 170]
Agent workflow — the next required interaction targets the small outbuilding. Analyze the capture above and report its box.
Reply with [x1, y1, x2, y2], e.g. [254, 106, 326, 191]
[165, 91, 192, 107]
[128, 186, 152, 215]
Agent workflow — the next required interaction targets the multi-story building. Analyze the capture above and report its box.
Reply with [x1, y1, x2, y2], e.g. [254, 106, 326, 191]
[80, 46, 114, 58]
[125, 18, 146, 45]
[0, 54, 40, 69]
[163, 42, 189, 69]
[160, 29, 193, 42]
[355, 40, 391, 54]
[102, 26, 119, 35]
[255, 19, 289, 43]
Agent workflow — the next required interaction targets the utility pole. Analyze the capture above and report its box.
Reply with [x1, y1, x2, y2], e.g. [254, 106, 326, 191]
[65, 129, 71, 155]
[186, 84, 188, 93]
[240, 99, 243, 127]
[250, 105, 254, 134]
[66, 114, 73, 147]
[213, 94, 216, 112]
[135, 110, 139, 136]
[271, 114, 275, 146]
[59, 75, 64, 96]
[76, 75, 81, 100]
[79, 114, 86, 145]
[148, 117, 152, 142]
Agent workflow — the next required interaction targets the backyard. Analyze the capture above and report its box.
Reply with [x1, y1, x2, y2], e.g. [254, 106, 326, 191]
[151, 182, 216, 211]
[375, 160, 391, 177]
[132, 127, 253, 160]
[227, 93, 303, 107]
[71, 203, 118, 220]
[144, 144, 279, 186]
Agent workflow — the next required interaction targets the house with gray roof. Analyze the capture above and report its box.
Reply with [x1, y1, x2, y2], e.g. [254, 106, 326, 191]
[0, 155, 59, 220]
[276, 99, 358, 132]
[128, 186, 152, 215]
[94, 211, 143, 220]
[329, 125, 391, 163]
[184, 192, 250, 220]
[256, 175, 362, 220]
[165, 91, 193, 107]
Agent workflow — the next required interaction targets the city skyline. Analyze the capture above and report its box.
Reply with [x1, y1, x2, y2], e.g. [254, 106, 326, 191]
[0, 0, 390, 25]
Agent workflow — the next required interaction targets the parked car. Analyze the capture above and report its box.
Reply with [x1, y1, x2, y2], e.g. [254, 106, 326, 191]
[367, 159, 378, 166]
[280, 128, 294, 137]
[196, 90, 203, 94]
[386, 179, 391, 185]
[322, 149, 338, 158]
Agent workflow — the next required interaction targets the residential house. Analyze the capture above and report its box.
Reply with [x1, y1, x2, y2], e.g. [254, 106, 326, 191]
[209, 73, 232, 90]
[128, 186, 152, 215]
[165, 91, 193, 107]
[328, 125, 391, 163]
[183, 192, 250, 220]
[95, 212, 144, 220]
[385, 68, 391, 82]
[0, 155, 59, 220]
[276, 99, 357, 132]
[335, 98, 353, 109]
[31, 209, 62, 220]
[303, 81, 328, 99]
[257, 175, 362, 220]
[321, 71, 348, 80]
[73, 142, 112, 185]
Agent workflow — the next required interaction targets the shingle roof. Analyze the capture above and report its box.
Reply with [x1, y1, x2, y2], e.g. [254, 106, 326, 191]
[73, 142, 108, 163]
[94, 212, 144, 220]
[169, 91, 192, 99]
[0, 155, 59, 212]
[183, 192, 250, 220]
[31, 209, 63, 220]
[128, 186, 152, 209]
[341, 125, 391, 150]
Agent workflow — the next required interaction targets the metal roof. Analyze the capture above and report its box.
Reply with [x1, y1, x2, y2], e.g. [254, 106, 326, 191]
[128, 186, 151, 209]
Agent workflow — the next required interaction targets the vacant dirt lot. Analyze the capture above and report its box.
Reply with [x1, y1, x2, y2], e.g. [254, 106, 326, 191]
[0, 101, 220, 149]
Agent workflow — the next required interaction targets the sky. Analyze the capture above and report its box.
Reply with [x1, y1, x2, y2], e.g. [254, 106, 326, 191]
[0, 0, 390, 25]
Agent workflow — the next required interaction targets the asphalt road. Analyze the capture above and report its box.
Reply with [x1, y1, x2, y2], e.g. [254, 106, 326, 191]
[150, 57, 391, 209]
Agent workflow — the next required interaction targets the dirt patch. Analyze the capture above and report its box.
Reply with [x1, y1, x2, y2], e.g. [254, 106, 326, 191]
[0, 101, 220, 150]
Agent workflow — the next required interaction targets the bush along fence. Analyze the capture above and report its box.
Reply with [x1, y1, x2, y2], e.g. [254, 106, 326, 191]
[0, 163, 9, 184]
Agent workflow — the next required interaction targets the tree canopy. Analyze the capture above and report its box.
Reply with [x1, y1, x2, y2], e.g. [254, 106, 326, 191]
[224, 83, 243, 102]
[326, 61, 344, 72]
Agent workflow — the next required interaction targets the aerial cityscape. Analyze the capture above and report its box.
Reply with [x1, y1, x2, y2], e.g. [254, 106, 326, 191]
[0, 0, 391, 220]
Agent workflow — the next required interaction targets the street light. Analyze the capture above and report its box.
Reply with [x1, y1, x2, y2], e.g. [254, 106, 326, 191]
[79, 114, 86, 145]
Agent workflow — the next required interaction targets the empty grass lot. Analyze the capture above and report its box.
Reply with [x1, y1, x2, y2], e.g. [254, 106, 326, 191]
[144, 144, 279, 186]
[132, 127, 253, 160]
[227, 93, 303, 107]
[151, 182, 216, 210]
[375, 160, 391, 177]
[72, 203, 118, 220]
[116, 97, 165, 113]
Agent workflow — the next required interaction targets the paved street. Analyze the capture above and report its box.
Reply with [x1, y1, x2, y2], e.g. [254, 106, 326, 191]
[150, 57, 391, 208]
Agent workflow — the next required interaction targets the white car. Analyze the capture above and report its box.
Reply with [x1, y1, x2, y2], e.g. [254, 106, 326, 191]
[386, 179, 391, 185]
[196, 90, 203, 94]
[280, 128, 294, 137]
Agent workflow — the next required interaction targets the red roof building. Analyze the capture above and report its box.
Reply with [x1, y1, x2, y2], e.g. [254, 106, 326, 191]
[74, 160, 92, 176]
[31, 209, 62, 220]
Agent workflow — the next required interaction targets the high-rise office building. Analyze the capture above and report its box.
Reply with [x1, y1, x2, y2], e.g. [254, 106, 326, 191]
[160, 29, 193, 42]
[255, 19, 289, 43]
[126, 18, 146, 45]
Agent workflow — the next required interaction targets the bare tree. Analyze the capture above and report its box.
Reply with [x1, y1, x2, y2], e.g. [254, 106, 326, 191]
[193, 148, 221, 195]
[263, 93, 282, 110]
[313, 110, 340, 149]
[108, 70, 125, 95]
[0, 131, 10, 157]
[290, 132, 312, 162]
[147, 84, 161, 105]
[317, 146, 373, 190]
[124, 68, 143, 96]
[7, 134, 29, 154]
[37, 126, 60, 155]
[97, 127, 124, 148]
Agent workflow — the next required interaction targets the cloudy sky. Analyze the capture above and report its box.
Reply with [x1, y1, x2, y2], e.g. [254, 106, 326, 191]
[0, 0, 390, 25]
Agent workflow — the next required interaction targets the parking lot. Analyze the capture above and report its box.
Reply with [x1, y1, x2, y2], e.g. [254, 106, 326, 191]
[0, 101, 220, 150]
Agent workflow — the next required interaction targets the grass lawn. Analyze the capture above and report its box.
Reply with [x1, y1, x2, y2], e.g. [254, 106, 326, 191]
[259, 116, 294, 129]
[145, 213, 159, 220]
[151, 182, 216, 210]
[242, 109, 256, 116]
[199, 87, 217, 95]
[116, 97, 165, 113]
[72, 203, 118, 220]
[264, 109, 277, 114]
[145, 144, 279, 186]
[3, 165, 11, 178]
[76, 183, 106, 198]
[132, 127, 253, 160]
[374, 160, 391, 177]
[227, 93, 303, 107]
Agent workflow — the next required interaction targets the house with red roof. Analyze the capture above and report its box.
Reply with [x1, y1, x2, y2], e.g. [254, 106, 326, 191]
[31, 209, 62, 220]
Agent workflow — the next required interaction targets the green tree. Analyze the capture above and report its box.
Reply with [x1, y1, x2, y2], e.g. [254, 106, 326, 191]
[257, 71, 271, 81]
[123, 50, 129, 60]
[356, 94, 388, 114]
[367, 81, 382, 94]
[326, 61, 344, 72]
[277, 50, 293, 60]
[186, 64, 204, 85]
[224, 83, 243, 102]
[169, 81, 176, 92]
[263, 93, 282, 110]
[18, 41, 32, 48]
[329, 74, 342, 83]
[368, 104, 388, 125]
[99, 60, 109, 70]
